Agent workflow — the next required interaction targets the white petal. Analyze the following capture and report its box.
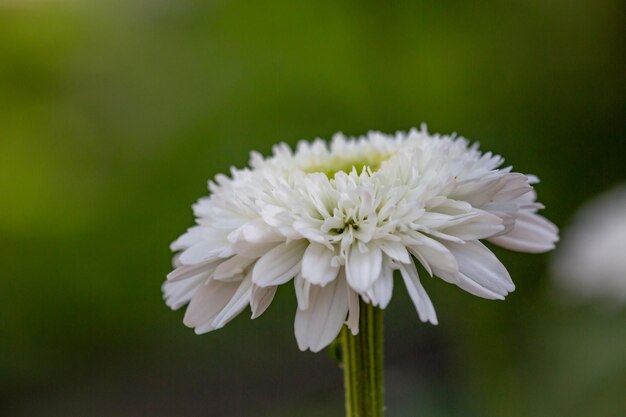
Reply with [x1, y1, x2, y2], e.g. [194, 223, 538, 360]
[453, 173, 529, 207]
[491, 174, 533, 202]
[346, 243, 383, 292]
[294, 277, 349, 352]
[170, 226, 204, 251]
[451, 176, 503, 206]
[260, 203, 290, 227]
[418, 212, 474, 229]
[489, 211, 558, 253]
[231, 241, 280, 258]
[250, 284, 277, 319]
[425, 197, 472, 215]
[321, 216, 345, 233]
[294, 273, 311, 310]
[252, 240, 307, 287]
[526, 174, 540, 184]
[178, 241, 227, 265]
[446, 241, 515, 300]
[346, 275, 360, 335]
[365, 259, 394, 309]
[375, 240, 411, 264]
[407, 234, 458, 279]
[162, 273, 205, 310]
[183, 279, 240, 333]
[209, 275, 253, 330]
[293, 220, 328, 244]
[172, 253, 182, 268]
[441, 210, 505, 240]
[301, 243, 340, 286]
[167, 260, 218, 282]
[231, 219, 284, 244]
[378, 185, 409, 219]
[399, 262, 438, 324]
[214, 255, 256, 281]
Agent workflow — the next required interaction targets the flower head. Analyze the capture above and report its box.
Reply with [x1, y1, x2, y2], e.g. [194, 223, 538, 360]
[163, 127, 558, 352]
[551, 184, 626, 304]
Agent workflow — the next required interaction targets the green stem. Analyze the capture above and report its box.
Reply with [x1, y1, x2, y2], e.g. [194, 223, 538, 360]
[340, 300, 384, 417]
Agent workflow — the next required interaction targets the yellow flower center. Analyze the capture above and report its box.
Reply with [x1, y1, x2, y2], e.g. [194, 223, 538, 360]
[304, 152, 393, 178]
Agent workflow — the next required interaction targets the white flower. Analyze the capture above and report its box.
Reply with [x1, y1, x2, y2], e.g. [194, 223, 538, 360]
[163, 126, 558, 352]
[551, 184, 626, 304]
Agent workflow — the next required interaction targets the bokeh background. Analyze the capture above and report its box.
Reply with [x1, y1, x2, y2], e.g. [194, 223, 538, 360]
[1, 0, 625, 416]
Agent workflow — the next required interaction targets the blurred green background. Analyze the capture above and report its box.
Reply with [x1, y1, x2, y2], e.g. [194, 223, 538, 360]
[1, 0, 625, 416]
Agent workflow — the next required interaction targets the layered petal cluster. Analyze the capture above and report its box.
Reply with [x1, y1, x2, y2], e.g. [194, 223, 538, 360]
[163, 127, 558, 352]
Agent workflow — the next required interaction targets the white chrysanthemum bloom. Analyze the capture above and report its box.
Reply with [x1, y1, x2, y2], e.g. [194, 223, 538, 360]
[163, 127, 558, 352]
[551, 184, 626, 304]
